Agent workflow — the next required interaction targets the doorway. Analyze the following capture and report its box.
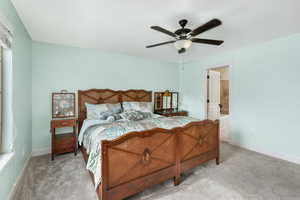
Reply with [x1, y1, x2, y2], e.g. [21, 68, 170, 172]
[206, 66, 230, 120]
[206, 66, 230, 141]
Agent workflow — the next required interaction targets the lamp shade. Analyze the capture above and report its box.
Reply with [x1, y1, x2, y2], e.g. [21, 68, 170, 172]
[174, 39, 192, 50]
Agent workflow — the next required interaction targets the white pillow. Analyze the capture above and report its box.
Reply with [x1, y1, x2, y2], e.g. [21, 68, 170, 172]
[122, 102, 153, 113]
[85, 103, 121, 119]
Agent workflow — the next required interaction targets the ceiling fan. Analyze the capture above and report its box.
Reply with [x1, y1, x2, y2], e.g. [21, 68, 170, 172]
[146, 19, 224, 54]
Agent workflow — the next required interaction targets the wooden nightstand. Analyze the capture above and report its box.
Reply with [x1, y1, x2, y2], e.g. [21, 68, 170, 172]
[154, 110, 188, 117]
[50, 118, 78, 160]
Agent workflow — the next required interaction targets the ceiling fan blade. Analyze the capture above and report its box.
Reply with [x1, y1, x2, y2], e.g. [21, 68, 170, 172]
[190, 19, 222, 36]
[146, 40, 175, 48]
[191, 38, 224, 45]
[151, 26, 177, 37]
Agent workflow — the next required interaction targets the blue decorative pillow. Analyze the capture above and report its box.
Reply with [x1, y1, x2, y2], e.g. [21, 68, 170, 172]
[120, 110, 152, 121]
[98, 111, 115, 120]
[108, 113, 122, 121]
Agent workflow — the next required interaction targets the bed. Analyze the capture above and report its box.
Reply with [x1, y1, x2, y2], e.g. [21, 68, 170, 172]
[78, 89, 220, 200]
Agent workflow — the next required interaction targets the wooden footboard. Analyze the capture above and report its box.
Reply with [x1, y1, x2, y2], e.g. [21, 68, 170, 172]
[99, 120, 219, 200]
[179, 120, 220, 173]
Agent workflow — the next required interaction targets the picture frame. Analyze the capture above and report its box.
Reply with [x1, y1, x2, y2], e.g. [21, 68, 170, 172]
[154, 91, 179, 112]
[52, 92, 75, 118]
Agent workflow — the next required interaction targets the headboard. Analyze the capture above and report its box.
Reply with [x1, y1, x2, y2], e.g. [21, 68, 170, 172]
[78, 89, 152, 130]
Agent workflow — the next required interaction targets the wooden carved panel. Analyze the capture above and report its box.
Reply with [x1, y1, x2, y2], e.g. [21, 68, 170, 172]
[107, 131, 176, 188]
[180, 123, 218, 161]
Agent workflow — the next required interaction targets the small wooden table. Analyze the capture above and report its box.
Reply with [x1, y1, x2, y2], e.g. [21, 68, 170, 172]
[50, 118, 78, 160]
[154, 110, 188, 117]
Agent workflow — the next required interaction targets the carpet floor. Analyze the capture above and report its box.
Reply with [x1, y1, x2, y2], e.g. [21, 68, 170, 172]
[14, 143, 300, 200]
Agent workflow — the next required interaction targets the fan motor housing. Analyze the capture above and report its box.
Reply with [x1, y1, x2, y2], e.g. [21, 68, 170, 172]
[175, 28, 191, 36]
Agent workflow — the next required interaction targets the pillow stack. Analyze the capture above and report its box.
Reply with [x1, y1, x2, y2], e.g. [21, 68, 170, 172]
[85, 101, 153, 122]
[121, 102, 153, 121]
[85, 103, 122, 120]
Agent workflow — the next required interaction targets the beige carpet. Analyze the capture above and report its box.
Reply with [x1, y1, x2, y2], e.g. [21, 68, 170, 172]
[13, 143, 300, 200]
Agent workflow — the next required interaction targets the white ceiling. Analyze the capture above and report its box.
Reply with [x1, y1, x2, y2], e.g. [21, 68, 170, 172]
[11, 0, 300, 62]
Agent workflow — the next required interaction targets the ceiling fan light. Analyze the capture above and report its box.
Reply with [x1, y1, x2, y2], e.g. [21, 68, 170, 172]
[174, 39, 192, 50]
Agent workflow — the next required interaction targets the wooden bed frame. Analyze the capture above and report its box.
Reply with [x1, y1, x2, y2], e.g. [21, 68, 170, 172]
[78, 89, 220, 200]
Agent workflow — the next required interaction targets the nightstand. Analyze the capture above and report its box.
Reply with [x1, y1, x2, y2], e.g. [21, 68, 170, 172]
[154, 110, 188, 117]
[50, 118, 78, 160]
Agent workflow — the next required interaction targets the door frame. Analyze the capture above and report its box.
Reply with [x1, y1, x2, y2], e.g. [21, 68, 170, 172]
[205, 65, 230, 119]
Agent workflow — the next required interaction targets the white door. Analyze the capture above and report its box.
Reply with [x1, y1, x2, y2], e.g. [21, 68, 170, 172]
[207, 70, 221, 120]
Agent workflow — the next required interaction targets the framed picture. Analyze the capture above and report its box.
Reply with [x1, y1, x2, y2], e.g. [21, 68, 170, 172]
[52, 92, 75, 118]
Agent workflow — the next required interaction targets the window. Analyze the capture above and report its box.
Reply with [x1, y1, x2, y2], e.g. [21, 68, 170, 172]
[0, 19, 13, 153]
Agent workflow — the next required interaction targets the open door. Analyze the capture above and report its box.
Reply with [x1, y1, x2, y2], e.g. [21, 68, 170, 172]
[207, 70, 221, 120]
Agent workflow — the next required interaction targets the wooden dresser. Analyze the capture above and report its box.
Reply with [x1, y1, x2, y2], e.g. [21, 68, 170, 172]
[154, 110, 188, 117]
[50, 118, 77, 160]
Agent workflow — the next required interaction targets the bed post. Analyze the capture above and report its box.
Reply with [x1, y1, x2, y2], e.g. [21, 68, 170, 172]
[101, 141, 109, 200]
[174, 130, 181, 186]
[216, 120, 220, 165]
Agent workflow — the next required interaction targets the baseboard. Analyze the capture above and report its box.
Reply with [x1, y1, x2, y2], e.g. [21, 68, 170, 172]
[8, 155, 31, 200]
[227, 140, 300, 165]
[31, 147, 50, 157]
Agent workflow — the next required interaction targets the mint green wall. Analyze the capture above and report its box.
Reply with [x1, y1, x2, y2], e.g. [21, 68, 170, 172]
[180, 34, 300, 163]
[1, 2, 299, 197]
[0, 0, 32, 199]
[32, 41, 179, 152]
